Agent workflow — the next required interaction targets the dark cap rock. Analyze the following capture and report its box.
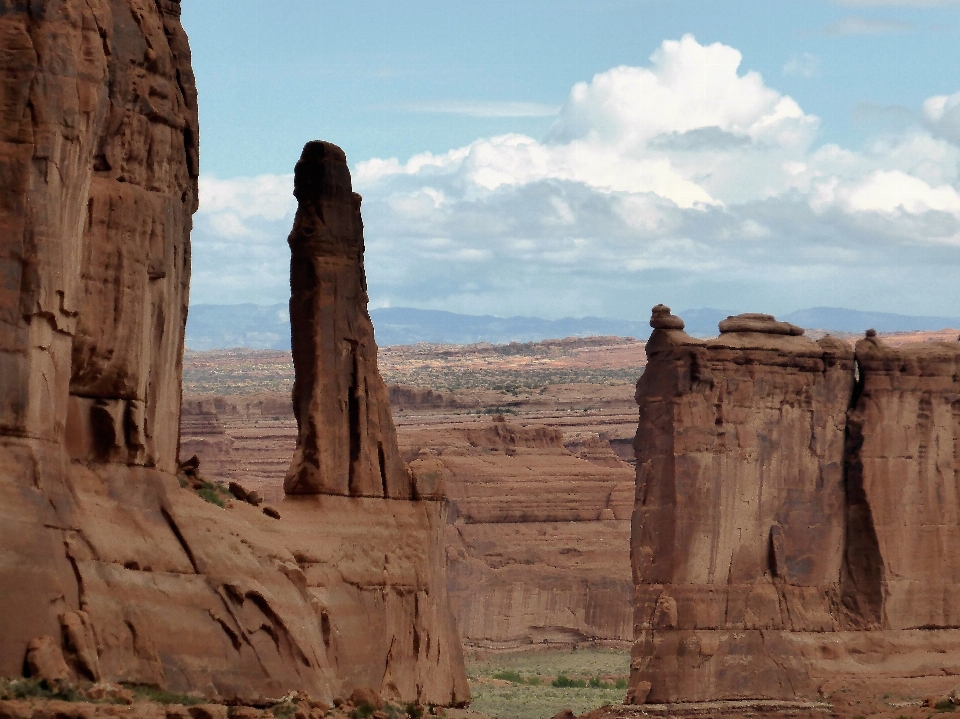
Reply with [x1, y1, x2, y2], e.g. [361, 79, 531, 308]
[650, 304, 685, 331]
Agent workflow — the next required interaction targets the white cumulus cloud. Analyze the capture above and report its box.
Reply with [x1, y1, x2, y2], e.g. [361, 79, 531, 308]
[190, 35, 960, 318]
[923, 91, 960, 144]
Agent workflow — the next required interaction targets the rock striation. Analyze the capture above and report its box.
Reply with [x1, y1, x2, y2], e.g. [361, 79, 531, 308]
[0, 4, 467, 707]
[630, 306, 960, 705]
[285, 142, 408, 498]
[1, 0, 199, 682]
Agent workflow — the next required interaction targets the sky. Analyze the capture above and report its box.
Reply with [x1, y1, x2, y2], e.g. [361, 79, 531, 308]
[181, 0, 960, 320]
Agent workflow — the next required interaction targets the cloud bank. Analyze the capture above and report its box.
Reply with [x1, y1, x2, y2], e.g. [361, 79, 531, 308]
[191, 34, 960, 319]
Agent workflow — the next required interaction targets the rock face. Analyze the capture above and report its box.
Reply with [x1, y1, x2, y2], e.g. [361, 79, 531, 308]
[285, 141, 408, 498]
[630, 306, 960, 704]
[402, 419, 636, 646]
[0, 5, 467, 707]
[0, 0, 198, 682]
[847, 333, 960, 629]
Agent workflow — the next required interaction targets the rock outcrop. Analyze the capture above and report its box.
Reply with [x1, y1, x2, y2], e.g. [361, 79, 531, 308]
[285, 141, 408, 498]
[846, 332, 960, 629]
[402, 420, 636, 646]
[1, 0, 198, 682]
[630, 306, 960, 704]
[0, 5, 467, 707]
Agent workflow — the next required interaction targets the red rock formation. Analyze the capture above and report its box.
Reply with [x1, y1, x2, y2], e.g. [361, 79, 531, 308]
[630, 307, 960, 705]
[846, 332, 960, 629]
[0, 0, 198, 681]
[0, 5, 467, 707]
[285, 142, 408, 498]
[631, 307, 854, 703]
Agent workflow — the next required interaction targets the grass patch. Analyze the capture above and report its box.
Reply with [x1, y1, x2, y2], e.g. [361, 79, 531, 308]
[196, 481, 230, 508]
[493, 671, 525, 684]
[552, 675, 586, 689]
[0, 679, 81, 702]
[466, 647, 629, 719]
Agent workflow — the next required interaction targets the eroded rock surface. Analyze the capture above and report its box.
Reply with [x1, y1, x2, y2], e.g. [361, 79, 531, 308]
[630, 306, 960, 704]
[0, 5, 467, 707]
[284, 141, 408, 498]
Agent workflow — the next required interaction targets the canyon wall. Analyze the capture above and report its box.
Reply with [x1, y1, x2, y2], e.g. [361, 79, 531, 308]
[407, 420, 636, 647]
[630, 306, 960, 704]
[0, 4, 467, 707]
[177, 394, 639, 648]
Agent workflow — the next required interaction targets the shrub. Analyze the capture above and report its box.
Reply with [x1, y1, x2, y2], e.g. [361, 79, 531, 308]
[492, 670, 525, 684]
[196, 481, 230, 507]
[615, 677, 628, 690]
[552, 674, 587, 688]
[0, 679, 80, 702]
[935, 701, 956, 713]
[349, 705, 374, 719]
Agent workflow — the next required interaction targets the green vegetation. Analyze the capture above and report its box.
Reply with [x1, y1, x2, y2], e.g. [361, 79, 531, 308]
[270, 702, 296, 719]
[552, 675, 586, 689]
[0, 679, 81, 702]
[196, 480, 230, 507]
[936, 701, 956, 712]
[466, 647, 629, 719]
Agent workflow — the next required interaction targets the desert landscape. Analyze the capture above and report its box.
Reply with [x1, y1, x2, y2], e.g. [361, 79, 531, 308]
[175, 324, 960, 718]
[4, 3, 960, 719]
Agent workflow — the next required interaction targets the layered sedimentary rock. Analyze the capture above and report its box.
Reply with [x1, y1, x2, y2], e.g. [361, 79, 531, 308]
[1, 0, 199, 682]
[403, 419, 636, 646]
[285, 141, 409, 498]
[175, 385, 639, 647]
[0, 6, 467, 706]
[631, 307, 853, 703]
[847, 332, 960, 629]
[630, 306, 960, 705]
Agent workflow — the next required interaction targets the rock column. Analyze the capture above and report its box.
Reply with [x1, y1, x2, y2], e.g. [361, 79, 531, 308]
[630, 307, 854, 703]
[285, 141, 410, 498]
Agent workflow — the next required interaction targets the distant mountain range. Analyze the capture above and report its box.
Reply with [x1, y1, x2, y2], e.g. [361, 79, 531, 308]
[184, 304, 960, 351]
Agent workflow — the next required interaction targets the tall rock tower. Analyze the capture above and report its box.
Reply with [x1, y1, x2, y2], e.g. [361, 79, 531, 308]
[285, 141, 410, 499]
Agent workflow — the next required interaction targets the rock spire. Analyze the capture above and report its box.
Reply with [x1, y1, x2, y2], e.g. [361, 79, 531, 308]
[285, 142, 409, 497]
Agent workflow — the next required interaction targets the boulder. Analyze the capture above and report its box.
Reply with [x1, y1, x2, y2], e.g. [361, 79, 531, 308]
[24, 637, 70, 683]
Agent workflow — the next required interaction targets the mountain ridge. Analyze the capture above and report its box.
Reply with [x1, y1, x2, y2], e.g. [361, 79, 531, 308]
[184, 304, 960, 350]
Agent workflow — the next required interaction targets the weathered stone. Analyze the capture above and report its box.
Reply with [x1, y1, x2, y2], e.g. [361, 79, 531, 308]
[632, 309, 854, 702]
[24, 637, 70, 683]
[631, 308, 960, 704]
[649, 304, 684, 331]
[284, 141, 408, 498]
[348, 687, 382, 710]
[846, 333, 960, 630]
[0, 6, 467, 709]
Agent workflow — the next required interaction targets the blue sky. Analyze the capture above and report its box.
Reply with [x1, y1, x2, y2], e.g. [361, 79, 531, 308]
[181, 1, 960, 319]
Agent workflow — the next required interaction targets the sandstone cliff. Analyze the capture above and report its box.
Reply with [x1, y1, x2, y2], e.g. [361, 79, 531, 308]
[0, 4, 467, 707]
[630, 306, 960, 705]
[846, 332, 960, 630]
[1, 0, 198, 681]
